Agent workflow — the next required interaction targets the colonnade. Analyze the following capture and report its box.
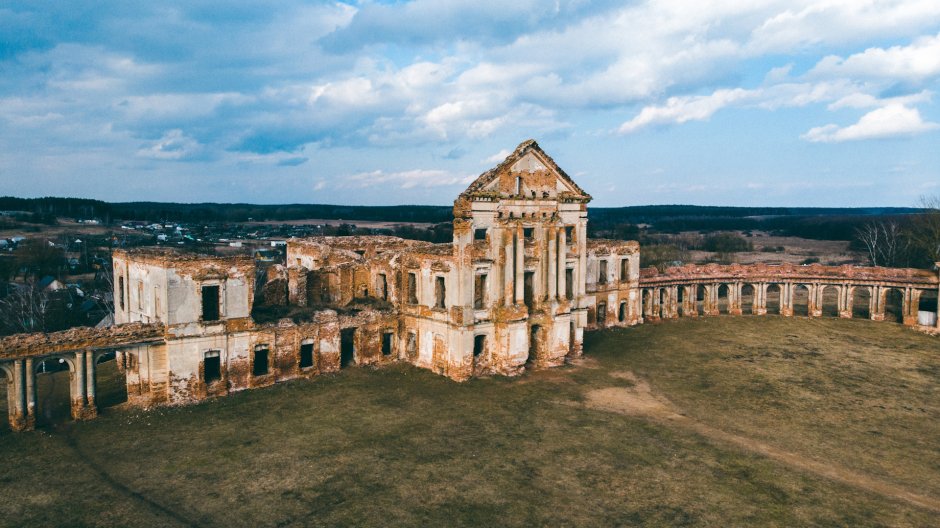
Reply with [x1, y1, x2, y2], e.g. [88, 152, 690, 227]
[2, 349, 106, 431]
[641, 280, 932, 327]
[497, 220, 586, 308]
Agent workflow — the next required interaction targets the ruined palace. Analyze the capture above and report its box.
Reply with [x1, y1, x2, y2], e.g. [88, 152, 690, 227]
[2, 140, 939, 432]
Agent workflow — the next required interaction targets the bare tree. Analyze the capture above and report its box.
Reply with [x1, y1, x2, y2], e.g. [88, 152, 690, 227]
[909, 195, 940, 265]
[855, 221, 882, 266]
[855, 220, 909, 267]
[0, 280, 51, 334]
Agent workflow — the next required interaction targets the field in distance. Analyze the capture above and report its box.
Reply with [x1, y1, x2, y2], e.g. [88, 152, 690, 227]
[0, 317, 938, 527]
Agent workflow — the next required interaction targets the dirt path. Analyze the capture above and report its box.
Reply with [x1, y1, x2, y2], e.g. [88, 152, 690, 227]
[585, 371, 940, 514]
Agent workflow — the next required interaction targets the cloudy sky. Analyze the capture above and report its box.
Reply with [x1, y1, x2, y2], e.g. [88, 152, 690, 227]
[1, 1, 939, 207]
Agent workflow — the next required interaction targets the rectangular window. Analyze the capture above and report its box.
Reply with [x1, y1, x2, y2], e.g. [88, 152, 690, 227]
[377, 273, 388, 301]
[299, 342, 314, 368]
[118, 276, 125, 311]
[565, 269, 574, 300]
[598, 260, 608, 285]
[620, 258, 629, 281]
[382, 333, 393, 356]
[202, 285, 220, 321]
[406, 332, 417, 358]
[565, 225, 574, 242]
[474, 273, 487, 309]
[435, 276, 446, 309]
[253, 346, 269, 376]
[474, 228, 487, 241]
[407, 272, 418, 304]
[204, 351, 221, 383]
[523, 227, 534, 239]
[137, 280, 143, 310]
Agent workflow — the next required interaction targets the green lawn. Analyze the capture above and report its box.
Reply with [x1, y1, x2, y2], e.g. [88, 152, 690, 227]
[1, 317, 937, 527]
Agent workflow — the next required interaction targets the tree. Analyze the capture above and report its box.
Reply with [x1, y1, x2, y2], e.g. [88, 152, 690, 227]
[855, 220, 909, 267]
[908, 195, 940, 266]
[0, 280, 51, 335]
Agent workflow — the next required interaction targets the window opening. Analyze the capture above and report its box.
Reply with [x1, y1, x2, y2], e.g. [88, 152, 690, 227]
[299, 342, 314, 368]
[435, 276, 446, 309]
[204, 351, 221, 383]
[474, 273, 487, 309]
[202, 285, 220, 321]
[252, 346, 269, 376]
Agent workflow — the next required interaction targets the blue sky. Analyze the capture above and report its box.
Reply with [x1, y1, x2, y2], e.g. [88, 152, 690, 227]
[1, 1, 939, 207]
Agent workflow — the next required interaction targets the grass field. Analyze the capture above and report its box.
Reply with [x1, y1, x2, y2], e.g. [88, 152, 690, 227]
[1, 317, 938, 527]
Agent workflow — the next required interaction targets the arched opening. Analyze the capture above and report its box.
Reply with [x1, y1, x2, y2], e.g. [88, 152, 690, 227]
[528, 325, 542, 366]
[851, 286, 871, 319]
[884, 288, 904, 323]
[792, 284, 810, 316]
[35, 357, 73, 427]
[596, 302, 607, 327]
[618, 301, 627, 323]
[766, 284, 781, 315]
[696, 285, 707, 314]
[0, 365, 11, 434]
[95, 352, 127, 410]
[741, 284, 755, 315]
[821, 285, 840, 317]
[717, 284, 730, 315]
[676, 286, 686, 316]
[659, 289, 667, 318]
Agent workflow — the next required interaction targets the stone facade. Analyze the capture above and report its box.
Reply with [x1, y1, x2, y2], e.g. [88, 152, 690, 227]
[1, 140, 937, 431]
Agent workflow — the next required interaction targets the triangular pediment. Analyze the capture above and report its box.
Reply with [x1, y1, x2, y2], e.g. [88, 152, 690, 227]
[460, 140, 591, 202]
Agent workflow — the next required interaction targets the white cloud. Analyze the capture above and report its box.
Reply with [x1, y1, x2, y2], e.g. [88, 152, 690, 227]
[801, 104, 939, 142]
[810, 32, 940, 82]
[343, 169, 476, 189]
[137, 129, 204, 160]
[483, 149, 511, 164]
[618, 88, 754, 133]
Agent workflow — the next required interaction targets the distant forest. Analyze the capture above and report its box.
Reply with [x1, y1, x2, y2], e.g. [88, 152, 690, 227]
[0, 196, 924, 241]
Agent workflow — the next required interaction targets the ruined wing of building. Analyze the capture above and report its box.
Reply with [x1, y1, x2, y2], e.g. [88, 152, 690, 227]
[1, 141, 938, 432]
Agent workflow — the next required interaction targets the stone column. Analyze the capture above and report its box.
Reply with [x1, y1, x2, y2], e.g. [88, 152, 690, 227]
[504, 228, 514, 306]
[557, 229, 566, 300]
[685, 286, 698, 316]
[809, 284, 822, 317]
[871, 285, 885, 321]
[839, 284, 855, 319]
[755, 283, 767, 315]
[547, 227, 557, 300]
[24, 357, 36, 430]
[85, 351, 97, 418]
[706, 284, 718, 316]
[729, 282, 743, 316]
[903, 288, 919, 327]
[578, 221, 587, 297]
[839, 285, 852, 318]
[651, 288, 661, 319]
[72, 351, 86, 420]
[781, 283, 794, 317]
[11, 359, 27, 431]
[515, 225, 524, 305]
[668, 286, 679, 318]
